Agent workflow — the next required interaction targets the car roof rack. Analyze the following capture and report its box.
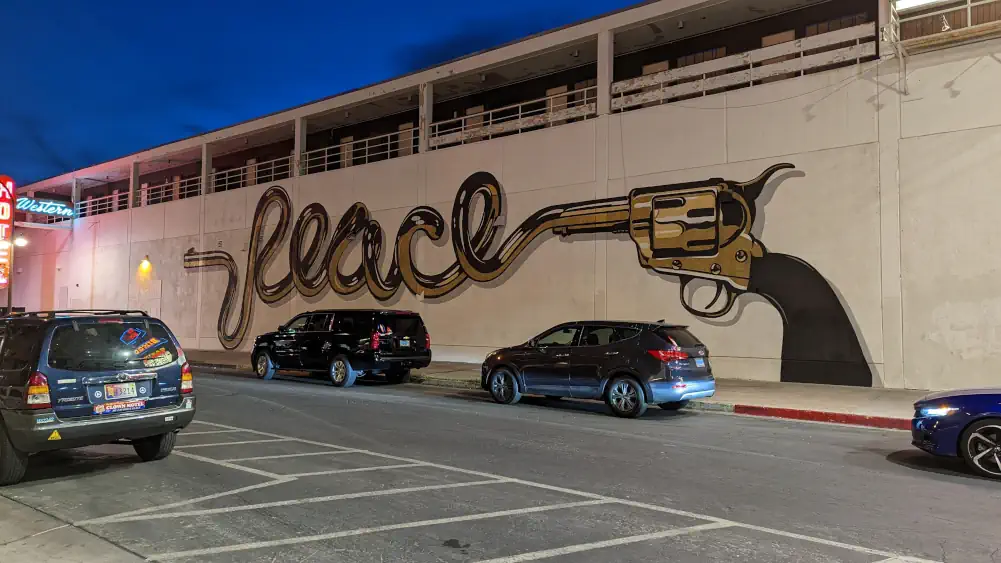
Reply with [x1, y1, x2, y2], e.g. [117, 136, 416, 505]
[5, 309, 150, 319]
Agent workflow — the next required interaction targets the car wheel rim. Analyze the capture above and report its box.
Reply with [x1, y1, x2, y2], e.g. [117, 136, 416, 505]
[610, 381, 637, 412]
[968, 424, 1001, 476]
[332, 361, 346, 383]
[491, 373, 511, 401]
[256, 356, 268, 376]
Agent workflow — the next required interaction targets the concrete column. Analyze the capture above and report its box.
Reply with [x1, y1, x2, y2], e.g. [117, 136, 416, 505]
[140, 183, 149, 207]
[246, 158, 258, 186]
[200, 143, 213, 195]
[294, 116, 307, 175]
[111, 189, 120, 212]
[172, 175, 181, 201]
[71, 178, 80, 218]
[129, 161, 140, 208]
[597, 29, 614, 115]
[418, 83, 433, 153]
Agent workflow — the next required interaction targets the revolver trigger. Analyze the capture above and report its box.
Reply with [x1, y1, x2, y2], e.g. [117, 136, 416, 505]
[707, 282, 725, 309]
[679, 278, 740, 319]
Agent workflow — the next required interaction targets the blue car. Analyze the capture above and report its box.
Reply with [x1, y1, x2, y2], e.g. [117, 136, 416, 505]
[912, 388, 1001, 479]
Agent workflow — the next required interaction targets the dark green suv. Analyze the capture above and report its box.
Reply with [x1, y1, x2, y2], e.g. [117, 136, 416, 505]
[0, 310, 197, 485]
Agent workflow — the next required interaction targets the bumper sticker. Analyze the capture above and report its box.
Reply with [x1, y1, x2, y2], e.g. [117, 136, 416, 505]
[94, 399, 147, 415]
[135, 338, 162, 356]
[120, 327, 146, 346]
[35, 415, 56, 425]
[143, 348, 174, 368]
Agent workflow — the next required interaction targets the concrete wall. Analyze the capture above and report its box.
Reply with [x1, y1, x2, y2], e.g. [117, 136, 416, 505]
[9, 39, 1001, 390]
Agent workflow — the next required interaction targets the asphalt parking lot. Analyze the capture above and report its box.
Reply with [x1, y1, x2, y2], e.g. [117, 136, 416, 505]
[1, 372, 996, 562]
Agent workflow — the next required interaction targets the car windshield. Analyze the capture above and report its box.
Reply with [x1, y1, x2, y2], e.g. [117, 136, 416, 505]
[47, 320, 179, 371]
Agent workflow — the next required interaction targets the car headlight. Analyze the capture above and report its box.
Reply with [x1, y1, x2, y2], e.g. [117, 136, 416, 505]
[920, 406, 959, 417]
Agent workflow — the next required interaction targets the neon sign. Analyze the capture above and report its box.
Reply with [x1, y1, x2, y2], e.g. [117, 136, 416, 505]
[16, 197, 74, 218]
[0, 176, 14, 290]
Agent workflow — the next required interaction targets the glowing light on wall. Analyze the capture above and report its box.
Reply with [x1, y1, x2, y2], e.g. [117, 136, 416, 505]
[138, 255, 152, 273]
[0, 175, 14, 291]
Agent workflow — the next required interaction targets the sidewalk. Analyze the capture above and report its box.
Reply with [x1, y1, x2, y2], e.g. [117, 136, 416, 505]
[187, 350, 925, 430]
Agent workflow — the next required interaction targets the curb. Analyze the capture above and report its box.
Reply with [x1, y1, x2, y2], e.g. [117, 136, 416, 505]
[686, 400, 911, 430]
[191, 362, 911, 430]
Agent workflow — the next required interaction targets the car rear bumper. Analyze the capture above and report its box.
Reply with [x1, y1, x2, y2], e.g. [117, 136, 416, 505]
[648, 379, 716, 404]
[2, 396, 196, 454]
[355, 352, 431, 372]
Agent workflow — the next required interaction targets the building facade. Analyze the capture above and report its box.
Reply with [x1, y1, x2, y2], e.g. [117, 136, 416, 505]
[12, 0, 1001, 390]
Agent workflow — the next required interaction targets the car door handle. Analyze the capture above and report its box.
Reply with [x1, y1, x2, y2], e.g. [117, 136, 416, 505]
[554, 353, 569, 358]
[605, 351, 619, 356]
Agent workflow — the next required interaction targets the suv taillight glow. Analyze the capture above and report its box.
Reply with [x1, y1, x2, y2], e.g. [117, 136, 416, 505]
[180, 362, 193, 394]
[648, 349, 689, 362]
[370, 331, 381, 351]
[425, 332, 431, 349]
[26, 372, 51, 409]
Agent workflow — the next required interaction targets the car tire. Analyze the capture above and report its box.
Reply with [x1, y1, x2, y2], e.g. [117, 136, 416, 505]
[0, 423, 28, 486]
[254, 352, 276, 380]
[658, 401, 689, 411]
[385, 369, 411, 384]
[329, 356, 357, 388]
[133, 431, 177, 462]
[605, 376, 648, 419]
[488, 368, 521, 405]
[959, 418, 1001, 480]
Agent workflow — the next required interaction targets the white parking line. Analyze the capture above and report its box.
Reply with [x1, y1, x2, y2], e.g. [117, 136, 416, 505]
[473, 522, 736, 562]
[93, 479, 510, 524]
[284, 462, 427, 478]
[175, 438, 287, 449]
[179, 429, 242, 436]
[222, 449, 363, 462]
[172, 451, 286, 480]
[146, 500, 613, 561]
[146, 420, 939, 563]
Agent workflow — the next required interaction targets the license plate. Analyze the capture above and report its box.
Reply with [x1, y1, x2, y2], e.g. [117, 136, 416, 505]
[94, 399, 146, 415]
[694, 358, 706, 368]
[104, 382, 137, 400]
[399, 339, 410, 348]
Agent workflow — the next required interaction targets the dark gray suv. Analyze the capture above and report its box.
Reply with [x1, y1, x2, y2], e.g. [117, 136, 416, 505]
[0, 310, 196, 485]
[481, 321, 715, 418]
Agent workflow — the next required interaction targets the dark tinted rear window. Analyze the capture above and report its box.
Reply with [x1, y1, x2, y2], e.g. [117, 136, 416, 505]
[655, 327, 701, 347]
[47, 320, 179, 372]
[376, 314, 425, 337]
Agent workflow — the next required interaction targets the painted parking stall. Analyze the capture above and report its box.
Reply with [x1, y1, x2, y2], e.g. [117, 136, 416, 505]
[0, 412, 940, 563]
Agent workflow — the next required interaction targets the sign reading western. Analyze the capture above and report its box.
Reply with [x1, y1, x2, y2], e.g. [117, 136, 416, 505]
[0, 176, 14, 290]
[16, 197, 74, 218]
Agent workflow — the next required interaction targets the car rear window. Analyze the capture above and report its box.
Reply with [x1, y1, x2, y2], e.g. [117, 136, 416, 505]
[655, 327, 702, 348]
[376, 314, 425, 337]
[47, 320, 179, 372]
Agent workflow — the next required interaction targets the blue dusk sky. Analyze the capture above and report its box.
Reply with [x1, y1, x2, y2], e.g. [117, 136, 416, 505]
[1, 0, 637, 185]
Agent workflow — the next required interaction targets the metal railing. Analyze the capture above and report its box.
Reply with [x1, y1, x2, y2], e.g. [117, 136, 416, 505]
[611, 23, 877, 112]
[75, 192, 130, 218]
[302, 129, 418, 175]
[429, 86, 598, 149]
[898, 0, 1001, 40]
[211, 155, 293, 192]
[140, 176, 201, 206]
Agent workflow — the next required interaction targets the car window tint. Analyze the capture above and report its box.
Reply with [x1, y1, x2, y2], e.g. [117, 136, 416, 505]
[581, 326, 615, 346]
[614, 327, 639, 342]
[537, 326, 579, 346]
[307, 314, 332, 332]
[656, 327, 701, 347]
[333, 314, 355, 332]
[0, 323, 44, 371]
[48, 321, 179, 372]
[286, 316, 309, 332]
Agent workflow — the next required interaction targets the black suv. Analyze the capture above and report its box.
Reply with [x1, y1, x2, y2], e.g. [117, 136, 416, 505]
[0, 310, 196, 485]
[252, 309, 431, 387]
[481, 320, 715, 418]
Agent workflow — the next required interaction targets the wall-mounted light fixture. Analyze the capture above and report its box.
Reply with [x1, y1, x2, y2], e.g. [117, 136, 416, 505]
[139, 255, 152, 273]
[13, 236, 27, 248]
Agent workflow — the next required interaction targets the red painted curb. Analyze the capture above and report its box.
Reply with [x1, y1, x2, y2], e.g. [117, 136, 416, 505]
[732, 404, 911, 430]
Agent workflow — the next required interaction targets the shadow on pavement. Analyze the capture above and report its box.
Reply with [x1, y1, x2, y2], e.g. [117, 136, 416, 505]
[436, 389, 699, 420]
[884, 449, 995, 483]
[22, 448, 139, 484]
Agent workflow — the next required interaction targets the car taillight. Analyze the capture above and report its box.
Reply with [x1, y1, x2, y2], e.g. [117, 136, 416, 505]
[648, 349, 689, 362]
[371, 331, 381, 351]
[26, 372, 51, 409]
[181, 362, 193, 394]
[425, 332, 431, 349]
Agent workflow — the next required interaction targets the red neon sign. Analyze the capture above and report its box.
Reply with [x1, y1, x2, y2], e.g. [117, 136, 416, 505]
[0, 175, 14, 290]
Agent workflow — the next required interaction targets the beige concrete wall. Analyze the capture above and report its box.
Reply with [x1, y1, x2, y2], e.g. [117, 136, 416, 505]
[12, 39, 1001, 390]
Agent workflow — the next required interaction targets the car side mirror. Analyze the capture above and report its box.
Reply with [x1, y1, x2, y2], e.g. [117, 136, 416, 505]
[528, 338, 537, 348]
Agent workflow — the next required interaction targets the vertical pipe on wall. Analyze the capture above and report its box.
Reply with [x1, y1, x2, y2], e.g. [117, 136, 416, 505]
[418, 83, 433, 153]
[200, 143, 213, 195]
[293, 116, 307, 176]
[597, 29, 614, 116]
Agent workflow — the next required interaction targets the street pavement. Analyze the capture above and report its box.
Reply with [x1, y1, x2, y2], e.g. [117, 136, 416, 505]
[1, 370, 998, 562]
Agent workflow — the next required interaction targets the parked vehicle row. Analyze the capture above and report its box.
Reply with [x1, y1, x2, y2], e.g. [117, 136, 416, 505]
[0, 310, 196, 485]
